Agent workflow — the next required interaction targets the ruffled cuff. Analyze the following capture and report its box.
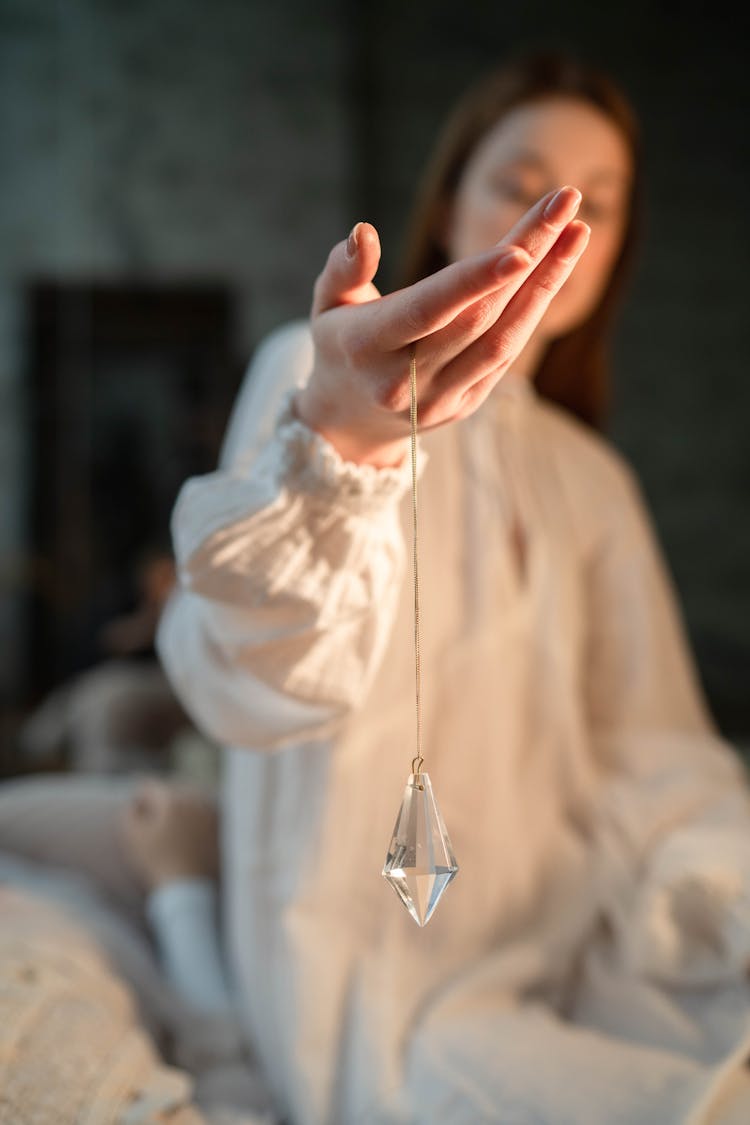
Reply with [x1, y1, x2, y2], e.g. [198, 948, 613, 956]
[272, 386, 429, 515]
[624, 827, 750, 986]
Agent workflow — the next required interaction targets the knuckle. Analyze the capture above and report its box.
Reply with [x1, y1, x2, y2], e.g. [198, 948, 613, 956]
[464, 373, 494, 409]
[457, 295, 495, 335]
[374, 377, 408, 412]
[402, 294, 427, 338]
[371, 378, 393, 409]
[455, 399, 478, 423]
[417, 399, 438, 427]
[418, 391, 450, 428]
[483, 327, 516, 368]
[505, 244, 532, 268]
[343, 330, 370, 367]
[533, 269, 560, 298]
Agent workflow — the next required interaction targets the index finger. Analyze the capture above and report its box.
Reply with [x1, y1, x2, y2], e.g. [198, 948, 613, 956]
[368, 186, 581, 351]
[369, 242, 532, 352]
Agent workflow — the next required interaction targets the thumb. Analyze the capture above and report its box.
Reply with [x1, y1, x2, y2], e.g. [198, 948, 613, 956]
[311, 221, 382, 316]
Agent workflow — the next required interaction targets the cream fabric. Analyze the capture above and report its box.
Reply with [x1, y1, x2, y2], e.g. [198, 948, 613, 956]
[0, 795, 277, 1125]
[158, 319, 750, 1124]
[0, 884, 203, 1125]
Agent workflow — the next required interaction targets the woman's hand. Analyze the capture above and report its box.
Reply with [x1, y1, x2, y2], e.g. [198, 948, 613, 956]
[294, 186, 590, 467]
[119, 778, 219, 892]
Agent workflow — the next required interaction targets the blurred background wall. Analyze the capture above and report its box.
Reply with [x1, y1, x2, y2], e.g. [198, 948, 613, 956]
[1, 0, 748, 768]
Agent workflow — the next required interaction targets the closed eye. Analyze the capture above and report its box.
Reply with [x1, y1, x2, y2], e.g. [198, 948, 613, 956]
[488, 178, 541, 208]
[579, 200, 620, 222]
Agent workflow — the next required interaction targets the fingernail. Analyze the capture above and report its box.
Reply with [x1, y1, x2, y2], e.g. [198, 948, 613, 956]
[346, 221, 362, 258]
[558, 220, 591, 261]
[543, 186, 582, 224]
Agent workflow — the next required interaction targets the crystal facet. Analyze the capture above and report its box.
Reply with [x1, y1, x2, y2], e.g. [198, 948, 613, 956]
[382, 771, 459, 926]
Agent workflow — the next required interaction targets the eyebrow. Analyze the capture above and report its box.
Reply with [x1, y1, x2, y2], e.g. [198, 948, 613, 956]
[503, 148, 630, 186]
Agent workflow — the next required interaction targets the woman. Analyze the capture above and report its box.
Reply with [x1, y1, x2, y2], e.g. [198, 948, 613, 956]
[5, 47, 749, 1123]
[154, 48, 750, 1123]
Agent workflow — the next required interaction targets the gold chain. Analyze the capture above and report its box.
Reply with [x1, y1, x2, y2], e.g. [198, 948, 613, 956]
[409, 342, 424, 778]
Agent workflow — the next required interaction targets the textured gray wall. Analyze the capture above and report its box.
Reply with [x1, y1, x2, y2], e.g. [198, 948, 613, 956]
[0, 0, 350, 698]
[1, 1, 748, 732]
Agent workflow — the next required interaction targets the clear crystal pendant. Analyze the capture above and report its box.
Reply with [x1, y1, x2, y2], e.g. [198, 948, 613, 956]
[382, 768, 459, 926]
[383, 343, 459, 925]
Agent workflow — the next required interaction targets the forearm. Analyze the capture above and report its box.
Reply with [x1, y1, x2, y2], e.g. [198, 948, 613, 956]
[159, 385, 427, 749]
[291, 383, 410, 469]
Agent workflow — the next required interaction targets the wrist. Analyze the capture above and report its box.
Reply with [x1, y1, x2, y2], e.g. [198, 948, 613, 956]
[292, 387, 409, 470]
[317, 428, 410, 470]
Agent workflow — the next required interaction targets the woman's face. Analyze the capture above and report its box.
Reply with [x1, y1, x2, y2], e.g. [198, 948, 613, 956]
[443, 96, 633, 340]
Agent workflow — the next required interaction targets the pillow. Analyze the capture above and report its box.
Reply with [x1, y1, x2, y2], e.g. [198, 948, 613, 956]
[0, 884, 205, 1124]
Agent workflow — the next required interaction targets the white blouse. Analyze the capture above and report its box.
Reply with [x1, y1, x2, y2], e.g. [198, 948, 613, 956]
[157, 319, 750, 1125]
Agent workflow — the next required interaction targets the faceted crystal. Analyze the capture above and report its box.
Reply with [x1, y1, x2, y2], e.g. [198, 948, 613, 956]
[382, 771, 459, 926]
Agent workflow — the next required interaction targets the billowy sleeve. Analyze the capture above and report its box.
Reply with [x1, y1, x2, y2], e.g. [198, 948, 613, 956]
[156, 319, 427, 751]
[582, 454, 750, 988]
